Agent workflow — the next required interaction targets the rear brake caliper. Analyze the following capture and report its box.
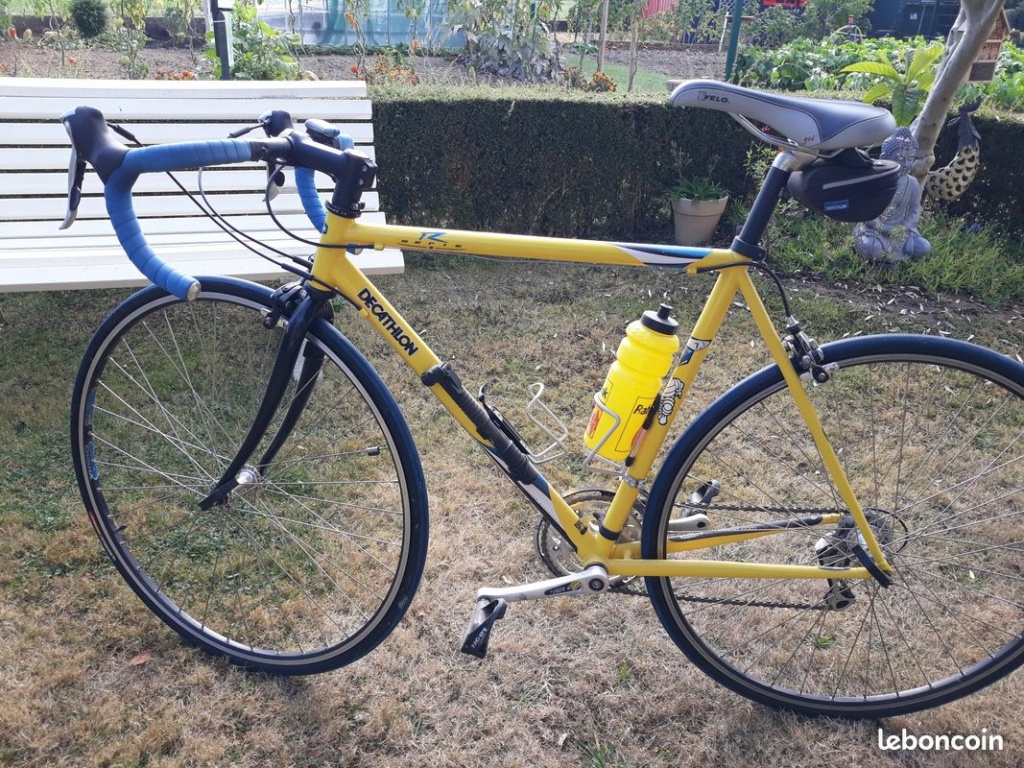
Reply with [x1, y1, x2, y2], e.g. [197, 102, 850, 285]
[783, 316, 838, 385]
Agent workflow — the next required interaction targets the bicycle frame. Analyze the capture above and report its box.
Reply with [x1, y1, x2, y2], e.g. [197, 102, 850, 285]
[307, 213, 891, 586]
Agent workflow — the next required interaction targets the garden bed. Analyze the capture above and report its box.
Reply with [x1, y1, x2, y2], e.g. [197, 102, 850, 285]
[0, 34, 727, 85]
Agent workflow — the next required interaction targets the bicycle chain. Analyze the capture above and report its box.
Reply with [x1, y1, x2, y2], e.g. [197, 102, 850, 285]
[672, 502, 847, 517]
[609, 580, 830, 610]
[606, 501, 847, 610]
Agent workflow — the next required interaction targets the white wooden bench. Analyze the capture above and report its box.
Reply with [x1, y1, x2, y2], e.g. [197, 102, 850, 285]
[0, 77, 403, 292]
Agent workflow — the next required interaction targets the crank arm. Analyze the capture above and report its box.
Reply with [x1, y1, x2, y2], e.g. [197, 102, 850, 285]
[461, 564, 609, 659]
[475, 563, 609, 604]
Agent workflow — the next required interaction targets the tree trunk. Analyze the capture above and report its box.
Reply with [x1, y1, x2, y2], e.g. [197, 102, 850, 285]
[597, 0, 610, 71]
[911, 0, 1006, 183]
[628, 0, 641, 91]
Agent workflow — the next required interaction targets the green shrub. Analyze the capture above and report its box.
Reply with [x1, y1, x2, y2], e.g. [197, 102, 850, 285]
[371, 88, 756, 241]
[735, 35, 1024, 115]
[369, 87, 1024, 260]
[842, 43, 943, 125]
[70, 0, 111, 38]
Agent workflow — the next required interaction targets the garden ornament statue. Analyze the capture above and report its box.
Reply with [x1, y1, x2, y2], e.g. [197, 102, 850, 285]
[853, 128, 932, 263]
[924, 98, 983, 202]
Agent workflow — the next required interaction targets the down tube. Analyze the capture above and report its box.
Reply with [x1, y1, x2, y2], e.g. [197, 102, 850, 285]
[310, 247, 590, 551]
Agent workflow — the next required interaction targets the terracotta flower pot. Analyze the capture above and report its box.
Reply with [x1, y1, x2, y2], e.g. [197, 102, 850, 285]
[672, 196, 728, 246]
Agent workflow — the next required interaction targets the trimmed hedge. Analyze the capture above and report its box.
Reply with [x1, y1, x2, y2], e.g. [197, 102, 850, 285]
[370, 87, 1024, 241]
[371, 87, 757, 243]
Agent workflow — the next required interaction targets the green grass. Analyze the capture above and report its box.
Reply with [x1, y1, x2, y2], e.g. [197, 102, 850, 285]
[577, 56, 672, 94]
[761, 208, 1024, 308]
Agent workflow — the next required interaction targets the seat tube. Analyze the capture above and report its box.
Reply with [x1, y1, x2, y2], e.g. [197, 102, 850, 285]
[731, 152, 799, 259]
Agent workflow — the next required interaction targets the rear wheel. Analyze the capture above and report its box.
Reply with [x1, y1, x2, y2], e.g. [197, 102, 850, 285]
[71, 278, 428, 674]
[643, 334, 1024, 718]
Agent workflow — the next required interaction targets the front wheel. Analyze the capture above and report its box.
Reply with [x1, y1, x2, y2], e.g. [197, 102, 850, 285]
[71, 277, 428, 674]
[643, 334, 1024, 718]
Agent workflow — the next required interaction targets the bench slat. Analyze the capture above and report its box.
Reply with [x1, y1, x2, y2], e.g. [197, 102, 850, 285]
[0, 121, 375, 147]
[1, 97, 373, 121]
[1, 210, 387, 248]
[0, 122, 376, 151]
[3, 213, 314, 239]
[4, 152, 378, 195]
[8, 146, 376, 170]
[0, 249, 405, 293]
[0, 77, 403, 291]
[0, 191, 382, 222]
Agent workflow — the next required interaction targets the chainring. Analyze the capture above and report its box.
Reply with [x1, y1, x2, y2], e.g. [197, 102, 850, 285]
[534, 488, 646, 594]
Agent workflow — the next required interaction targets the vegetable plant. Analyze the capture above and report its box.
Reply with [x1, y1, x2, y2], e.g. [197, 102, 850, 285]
[842, 43, 944, 126]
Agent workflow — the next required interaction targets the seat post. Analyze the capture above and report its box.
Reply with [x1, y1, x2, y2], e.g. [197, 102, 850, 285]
[731, 151, 803, 260]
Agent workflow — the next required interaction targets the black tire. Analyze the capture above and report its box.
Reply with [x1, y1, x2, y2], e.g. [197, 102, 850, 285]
[643, 334, 1024, 718]
[71, 277, 428, 674]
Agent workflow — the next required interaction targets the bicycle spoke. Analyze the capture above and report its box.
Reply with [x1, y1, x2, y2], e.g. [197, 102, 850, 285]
[647, 341, 1024, 716]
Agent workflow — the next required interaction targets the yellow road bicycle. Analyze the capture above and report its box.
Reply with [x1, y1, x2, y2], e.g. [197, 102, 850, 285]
[63, 81, 1024, 719]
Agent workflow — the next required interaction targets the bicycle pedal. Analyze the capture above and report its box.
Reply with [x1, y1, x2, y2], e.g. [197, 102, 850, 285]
[460, 598, 508, 659]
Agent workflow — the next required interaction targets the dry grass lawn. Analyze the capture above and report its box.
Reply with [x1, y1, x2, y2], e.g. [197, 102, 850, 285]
[1, 252, 1022, 767]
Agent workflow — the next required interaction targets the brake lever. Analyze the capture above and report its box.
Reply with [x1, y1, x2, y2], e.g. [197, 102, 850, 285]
[59, 115, 86, 230]
[258, 110, 295, 202]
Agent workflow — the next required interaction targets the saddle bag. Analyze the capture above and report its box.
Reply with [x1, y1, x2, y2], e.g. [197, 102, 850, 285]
[787, 148, 901, 223]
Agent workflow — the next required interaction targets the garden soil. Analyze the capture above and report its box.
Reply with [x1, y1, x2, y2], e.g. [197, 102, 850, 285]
[0, 36, 727, 84]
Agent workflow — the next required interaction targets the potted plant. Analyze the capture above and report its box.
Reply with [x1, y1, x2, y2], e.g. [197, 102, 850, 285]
[671, 178, 729, 246]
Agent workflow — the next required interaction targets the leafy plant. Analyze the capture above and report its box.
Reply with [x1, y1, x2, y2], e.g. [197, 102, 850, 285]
[568, 0, 631, 38]
[69, 0, 110, 37]
[841, 43, 944, 125]
[746, 5, 804, 48]
[163, 0, 200, 47]
[672, 177, 728, 201]
[586, 70, 616, 92]
[800, 0, 873, 38]
[672, 0, 724, 45]
[114, 0, 149, 79]
[446, 0, 562, 81]
[358, 46, 419, 85]
[733, 36, 854, 90]
[205, 0, 300, 80]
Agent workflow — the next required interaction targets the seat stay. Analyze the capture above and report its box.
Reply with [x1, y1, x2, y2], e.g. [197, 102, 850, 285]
[670, 79, 896, 153]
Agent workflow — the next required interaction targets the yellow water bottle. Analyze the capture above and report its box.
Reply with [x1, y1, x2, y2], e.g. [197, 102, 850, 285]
[584, 304, 680, 462]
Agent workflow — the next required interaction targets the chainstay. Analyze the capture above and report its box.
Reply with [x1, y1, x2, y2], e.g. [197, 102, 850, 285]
[610, 579, 828, 610]
[608, 501, 845, 608]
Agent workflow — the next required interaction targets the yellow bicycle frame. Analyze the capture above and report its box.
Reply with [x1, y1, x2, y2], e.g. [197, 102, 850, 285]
[309, 212, 891, 584]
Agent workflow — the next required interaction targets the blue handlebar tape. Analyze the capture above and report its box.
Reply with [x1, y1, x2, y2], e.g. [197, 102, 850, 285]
[105, 140, 254, 301]
[294, 133, 354, 233]
[294, 167, 327, 233]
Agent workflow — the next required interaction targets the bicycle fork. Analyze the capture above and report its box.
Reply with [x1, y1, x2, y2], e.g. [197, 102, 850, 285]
[198, 283, 333, 510]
